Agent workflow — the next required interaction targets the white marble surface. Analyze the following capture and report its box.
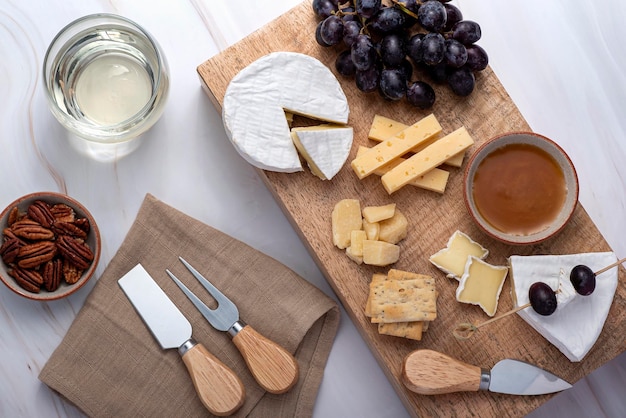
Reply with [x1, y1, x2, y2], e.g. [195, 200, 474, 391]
[1, 0, 625, 417]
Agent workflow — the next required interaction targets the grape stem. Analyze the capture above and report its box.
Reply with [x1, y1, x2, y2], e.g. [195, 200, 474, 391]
[453, 303, 530, 340]
[594, 257, 626, 276]
[391, 0, 418, 19]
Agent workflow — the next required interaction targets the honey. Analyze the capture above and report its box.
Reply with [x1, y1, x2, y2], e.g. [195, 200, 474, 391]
[472, 143, 566, 236]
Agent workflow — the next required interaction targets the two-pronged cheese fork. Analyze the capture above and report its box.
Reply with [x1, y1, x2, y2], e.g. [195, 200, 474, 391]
[166, 257, 299, 394]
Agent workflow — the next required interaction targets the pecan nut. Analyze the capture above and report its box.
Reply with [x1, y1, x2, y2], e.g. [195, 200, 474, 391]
[27, 200, 55, 228]
[17, 241, 58, 269]
[11, 219, 55, 241]
[74, 218, 90, 234]
[51, 221, 88, 239]
[9, 266, 43, 293]
[43, 259, 62, 291]
[56, 236, 94, 270]
[62, 258, 83, 284]
[7, 206, 21, 227]
[0, 238, 24, 264]
[50, 203, 75, 222]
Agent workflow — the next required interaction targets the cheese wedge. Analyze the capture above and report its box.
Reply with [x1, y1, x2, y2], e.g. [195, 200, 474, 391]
[368, 114, 465, 167]
[381, 127, 474, 194]
[223, 52, 349, 172]
[291, 125, 353, 180]
[356, 146, 449, 194]
[456, 257, 508, 317]
[351, 114, 442, 179]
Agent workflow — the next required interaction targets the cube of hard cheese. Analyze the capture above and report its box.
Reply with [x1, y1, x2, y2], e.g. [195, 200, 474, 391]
[332, 199, 362, 249]
[349, 230, 367, 257]
[381, 127, 474, 194]
[362, 204, 396, 223]
[351, 114, 442, 179]
[362, 240, 400, 266]
[378, 209, 408, 244]
[363, 219, 380, 241]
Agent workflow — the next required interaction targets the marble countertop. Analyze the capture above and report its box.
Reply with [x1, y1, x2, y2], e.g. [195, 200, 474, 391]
[1, 0, 625, 417]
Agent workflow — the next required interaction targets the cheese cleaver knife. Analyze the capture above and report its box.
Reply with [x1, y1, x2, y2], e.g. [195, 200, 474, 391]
[118, 264, 245, 416]
[402, 349, 572, 395]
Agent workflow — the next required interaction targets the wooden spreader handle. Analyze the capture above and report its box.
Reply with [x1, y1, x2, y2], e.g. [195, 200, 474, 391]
[181, 343, 245, 416]
[402, 349, 485, 395]
[232, 325, 299, 394]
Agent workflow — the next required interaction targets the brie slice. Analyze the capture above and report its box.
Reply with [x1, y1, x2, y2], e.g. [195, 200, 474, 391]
[222, 52, 349, 172]
[291, 126, 353, 180]
[509, 252, 618, 362]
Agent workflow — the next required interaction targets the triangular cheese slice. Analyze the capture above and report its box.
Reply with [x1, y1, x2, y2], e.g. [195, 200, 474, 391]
[291, 126, 353, 180]
[509, 252, 618, 362]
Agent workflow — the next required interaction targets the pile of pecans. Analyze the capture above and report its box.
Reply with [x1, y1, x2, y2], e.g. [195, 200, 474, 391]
[0, 200, 95, 293]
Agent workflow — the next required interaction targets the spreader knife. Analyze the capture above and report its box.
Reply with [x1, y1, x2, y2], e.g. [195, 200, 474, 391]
[118, 264, 245, 416]
[402, 349, 572, 395]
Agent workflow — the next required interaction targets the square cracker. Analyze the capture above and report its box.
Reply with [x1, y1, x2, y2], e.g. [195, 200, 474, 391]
[378, 321, 424, 341]
[369, 276, 437, 323]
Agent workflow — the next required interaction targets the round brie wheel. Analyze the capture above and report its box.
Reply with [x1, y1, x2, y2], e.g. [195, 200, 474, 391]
[222, 52, 350, 173]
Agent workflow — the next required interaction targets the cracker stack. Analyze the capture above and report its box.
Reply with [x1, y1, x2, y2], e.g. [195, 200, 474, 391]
[365, 269, 438, 341]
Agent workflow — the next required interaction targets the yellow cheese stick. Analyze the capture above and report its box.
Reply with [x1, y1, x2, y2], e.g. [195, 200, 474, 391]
[381, 127, 474, 194]
[357, 146, 449, 194]
[368, 114, 465, 167]
[351, 114, 442, 179]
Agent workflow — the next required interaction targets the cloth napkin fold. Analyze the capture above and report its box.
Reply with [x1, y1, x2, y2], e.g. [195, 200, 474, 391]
[40, 194, 340, 417]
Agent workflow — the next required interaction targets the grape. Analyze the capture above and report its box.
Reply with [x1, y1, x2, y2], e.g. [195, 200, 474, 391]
[355, 66, 380, 92]
[443, 4, 463, 32]
[405, 33, 424, 64]
[319, 15, 344, 46]
[447, 66, 475, 96]
[417, 1, 447, 32]
[335, 50, 356, 77]
[466, 44, 488, 71]
[444, 39, 468, 68]
[421, 32, 445, 66]
[400, 58, 414, 81]
[380, 33, 406, 67]
[369, 6, 407, 34]
[379, 68, 407, 101]
[315, 21, 332, 47]
[452, 20, 482, 45]
[312, 0, 338, 19]
[424, 62, 448, 84]
[340, 5, 358, 22]
[351, 34, 378, 71]
[406, 81, 435, 109]
[356, 0, 382, 19]
[570, 265, 596, 296]
[529, 282, 558, 316]
[343, 20, 362, 47]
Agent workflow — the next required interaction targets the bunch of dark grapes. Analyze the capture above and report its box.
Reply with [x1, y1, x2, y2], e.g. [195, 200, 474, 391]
[312, 0, 489, 109]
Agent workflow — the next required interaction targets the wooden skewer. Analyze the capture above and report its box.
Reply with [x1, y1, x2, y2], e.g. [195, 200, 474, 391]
[594, 257, 626, 276]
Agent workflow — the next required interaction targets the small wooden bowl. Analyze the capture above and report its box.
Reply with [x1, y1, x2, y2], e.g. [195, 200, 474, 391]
[0, 192, 101, 301]
[463, 132, 579, 245]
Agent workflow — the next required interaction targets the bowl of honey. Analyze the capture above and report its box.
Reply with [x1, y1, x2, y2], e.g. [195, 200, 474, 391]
[463, 132, 579, 245]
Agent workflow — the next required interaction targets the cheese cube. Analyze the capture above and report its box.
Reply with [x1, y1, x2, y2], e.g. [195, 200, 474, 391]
[356, 146, 449, 194]
[363, 219, 380, 241]
[429, 230, 489, 280]
[351, 114, 442, 179]
[362, 204, 396, 223]
[331, 199, 362, 249]
[346, 246, 363, 265]
[381, 127, 474, 194]
[456, 257, 508, 317]
[362, 240, 400, 266]
[378, 210, 408, 244]
[349, 230, 367, 257]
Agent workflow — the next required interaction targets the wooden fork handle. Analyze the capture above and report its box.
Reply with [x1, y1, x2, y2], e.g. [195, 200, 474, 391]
[232, 324, 299, 394]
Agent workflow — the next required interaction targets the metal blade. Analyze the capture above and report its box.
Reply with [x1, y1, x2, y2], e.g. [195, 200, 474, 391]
[118, 264, 192, 350]
[490, 359, 572, 395]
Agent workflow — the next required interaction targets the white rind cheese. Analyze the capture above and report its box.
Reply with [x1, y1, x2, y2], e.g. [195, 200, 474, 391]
[291, 126, 353, 180]
[509, 252, 618, 362]
[222, 52, 350, 172]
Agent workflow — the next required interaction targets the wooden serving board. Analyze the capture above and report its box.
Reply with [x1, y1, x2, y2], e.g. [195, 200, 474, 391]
[198, 2, 626, 417]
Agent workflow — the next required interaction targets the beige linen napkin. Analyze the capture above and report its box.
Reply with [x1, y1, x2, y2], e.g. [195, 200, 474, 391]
[40, 194, 340, 417]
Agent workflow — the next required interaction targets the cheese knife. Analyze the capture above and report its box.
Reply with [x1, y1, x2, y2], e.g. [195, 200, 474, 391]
[402, 349, 572, 395]
[166, 257, 299, 394]
[118, 264, 245, 416]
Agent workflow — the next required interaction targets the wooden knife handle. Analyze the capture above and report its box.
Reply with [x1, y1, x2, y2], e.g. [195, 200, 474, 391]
[401, 349, 483, 395]
[181, 343, 245, 416]
[232, 325, 299, 394]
